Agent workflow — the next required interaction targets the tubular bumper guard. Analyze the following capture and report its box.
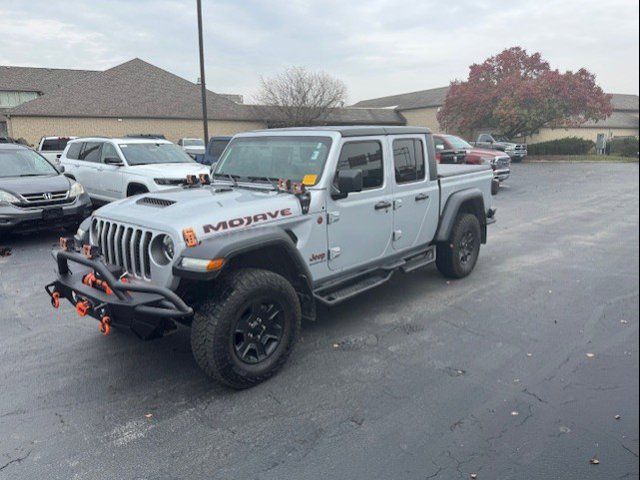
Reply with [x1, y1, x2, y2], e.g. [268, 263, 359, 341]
[46, 249, 193, 337]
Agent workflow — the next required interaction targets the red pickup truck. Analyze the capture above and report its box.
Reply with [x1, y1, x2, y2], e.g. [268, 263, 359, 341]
[433, 134, 510, 194]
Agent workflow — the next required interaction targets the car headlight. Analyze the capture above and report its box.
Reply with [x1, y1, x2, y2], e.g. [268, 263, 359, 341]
[481, 156, 496, 165]
[162, 235, 175, 260]
[69, 182, 85, 197]
[0, 190, 20, 205]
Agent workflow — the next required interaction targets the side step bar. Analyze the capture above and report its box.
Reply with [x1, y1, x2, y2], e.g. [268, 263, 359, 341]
[314, 246, 436, 307]
[314, 271, 394, 306]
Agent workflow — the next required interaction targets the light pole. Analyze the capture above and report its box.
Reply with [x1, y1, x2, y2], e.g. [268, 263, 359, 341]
[196, 0, 209, 144]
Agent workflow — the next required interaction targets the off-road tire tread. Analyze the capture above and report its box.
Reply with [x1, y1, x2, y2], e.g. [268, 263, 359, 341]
[191, 268, 301, 389]
[436, 213, 481, 279]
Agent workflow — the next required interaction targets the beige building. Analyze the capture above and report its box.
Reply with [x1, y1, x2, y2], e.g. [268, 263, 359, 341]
[353, 86, 639, 144]
[1, 59, 403, 145]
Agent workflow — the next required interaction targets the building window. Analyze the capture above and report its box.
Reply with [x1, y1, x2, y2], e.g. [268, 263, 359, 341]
[0, 91, 39, 108]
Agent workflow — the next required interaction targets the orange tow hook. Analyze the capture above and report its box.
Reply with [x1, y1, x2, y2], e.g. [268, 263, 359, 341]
[76, 300, 90, 317]
[51, 291, 60, 309]
[99, 316, 111, 336]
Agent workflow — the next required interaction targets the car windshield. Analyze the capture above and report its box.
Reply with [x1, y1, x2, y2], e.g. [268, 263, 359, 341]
[444, 135, 473, 149]
[493, 135, 509, 142]
[118, 143, 195, 165]
[0, 149, 58, 177]
[214, 136, 332, 184]
[183, 139, 204, 147]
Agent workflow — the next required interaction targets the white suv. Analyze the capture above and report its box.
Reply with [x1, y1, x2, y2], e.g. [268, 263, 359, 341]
[60, 137, 209, 203]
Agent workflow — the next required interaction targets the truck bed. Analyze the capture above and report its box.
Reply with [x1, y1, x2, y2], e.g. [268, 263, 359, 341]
[437, 164, 494, 215]
[437, 164, 491, 178]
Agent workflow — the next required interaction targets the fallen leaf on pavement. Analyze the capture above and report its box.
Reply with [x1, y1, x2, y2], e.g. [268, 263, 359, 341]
[511, 411, 519, 416]
[589, 458, 600, 465]
[586, 353, 595, 358]
[614, 414, 621, 420]
[145, 413, 153, 418]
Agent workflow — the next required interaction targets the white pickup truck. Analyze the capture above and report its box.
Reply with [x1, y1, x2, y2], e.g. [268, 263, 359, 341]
[37, 136, 76, 165]
[59, 137, 209, 203]
[48, 126, 495, 388]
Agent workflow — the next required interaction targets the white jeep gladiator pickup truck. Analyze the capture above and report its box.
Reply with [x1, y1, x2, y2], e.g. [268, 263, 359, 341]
[59, 137, 209, 203]
[47, 126, 496, 388]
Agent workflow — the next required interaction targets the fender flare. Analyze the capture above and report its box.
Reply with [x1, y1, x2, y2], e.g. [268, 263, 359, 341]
[126, 182, 149, 196]
[435, 188, 486, 243]
[173, 226, 313, 290]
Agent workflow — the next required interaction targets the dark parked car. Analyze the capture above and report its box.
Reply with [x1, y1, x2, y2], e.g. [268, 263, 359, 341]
[0, 144, 92, 235]
[196, 136, 232, 166]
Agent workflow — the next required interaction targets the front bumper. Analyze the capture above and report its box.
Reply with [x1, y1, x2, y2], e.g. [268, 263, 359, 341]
[493, 168, 511, 181]
[506, 151, 527, 159]
[46, 247, 193, 339]
[0, 194, 92, 232]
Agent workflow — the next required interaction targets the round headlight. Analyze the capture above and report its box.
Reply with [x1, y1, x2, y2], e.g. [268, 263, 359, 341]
[162, 235, 175, 260]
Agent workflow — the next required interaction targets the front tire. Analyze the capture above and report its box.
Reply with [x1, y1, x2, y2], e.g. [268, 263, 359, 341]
[191, 268, 301, 389]
[436, 213, 482, 279]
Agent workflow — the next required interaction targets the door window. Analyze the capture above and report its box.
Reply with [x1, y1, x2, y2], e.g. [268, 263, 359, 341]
[79, 142, 102, 163]
[393, 139, 425, 184]
[101, 143, 120, 163]
[65, 143, 82, 159]
[336, 141, 383, 190]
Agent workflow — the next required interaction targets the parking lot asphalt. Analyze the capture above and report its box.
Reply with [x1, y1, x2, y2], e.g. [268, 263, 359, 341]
[0, 162, 638, 480]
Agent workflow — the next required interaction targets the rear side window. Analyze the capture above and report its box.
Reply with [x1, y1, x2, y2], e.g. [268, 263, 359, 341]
[79, 142, 102, 162]
[336, 141, 383, 190]
[65, 143, 82, 159]
[393, 139, 425, 184]
[41, 138, 70, 151]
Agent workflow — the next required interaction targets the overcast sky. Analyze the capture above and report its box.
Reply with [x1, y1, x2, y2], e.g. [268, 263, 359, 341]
[1, 0, 638, 103]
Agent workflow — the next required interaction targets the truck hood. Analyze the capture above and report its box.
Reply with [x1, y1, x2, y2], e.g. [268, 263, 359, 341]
[93, 185, 303, 240]
[127, 163, 209, 179]
[467, 147, 506, 157]
[0, 174, 71, 196]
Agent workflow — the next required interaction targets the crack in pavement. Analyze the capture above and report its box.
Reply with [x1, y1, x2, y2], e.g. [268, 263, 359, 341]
[0, 450, 31, 472]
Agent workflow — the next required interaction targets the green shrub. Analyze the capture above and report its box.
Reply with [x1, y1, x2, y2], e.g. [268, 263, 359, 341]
[528, 137, 595, 155]
[608, 137, 639, 157]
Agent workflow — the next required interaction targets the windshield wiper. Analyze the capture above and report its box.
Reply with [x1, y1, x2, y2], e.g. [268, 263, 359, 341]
[19, 173, 47, 177]
[247, 176, 280, 190]
[212, 172, 241, 187]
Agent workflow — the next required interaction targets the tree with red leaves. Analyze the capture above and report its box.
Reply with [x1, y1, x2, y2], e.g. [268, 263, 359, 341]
[437, 47, 613, 139]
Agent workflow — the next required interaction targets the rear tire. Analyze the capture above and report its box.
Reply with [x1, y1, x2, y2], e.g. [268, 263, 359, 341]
[436, 213, 482, 279]
[190, 268, 301, 389]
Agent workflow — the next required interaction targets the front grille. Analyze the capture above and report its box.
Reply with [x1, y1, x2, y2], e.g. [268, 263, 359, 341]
[495, 157, 511, 168]
[91, 219, 153, 279]
[19, 190, 73, 208]
[136, 197, 176, 208]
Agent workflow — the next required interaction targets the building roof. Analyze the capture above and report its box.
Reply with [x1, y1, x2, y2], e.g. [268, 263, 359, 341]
[5, 58, 403, 125]
[610, 93, 639, 111]
[7, 58, 260, 121]
[354, 87, 639, 117]
[584, 110, 639, 129]
[352, 86, 450, 110]
[0, 65, 100, 94]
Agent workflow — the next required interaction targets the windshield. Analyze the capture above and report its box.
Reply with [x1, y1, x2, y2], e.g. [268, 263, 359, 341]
[183, 139, 204, 147]
[493, 135, 509, 142]
[0, 149, 58, 177]
[444, 135, 473, 150]
[119, 143, 195, 166]
[214, 136, 332, 184]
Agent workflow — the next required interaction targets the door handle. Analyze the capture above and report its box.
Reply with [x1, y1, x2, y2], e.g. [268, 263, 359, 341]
[374, 201, 392, 210]
[415, 193, 429, 201]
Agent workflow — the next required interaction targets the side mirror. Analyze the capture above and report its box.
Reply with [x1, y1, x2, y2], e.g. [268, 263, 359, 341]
[104, 157, 124, 166]
[57, 165, 65, 174]
[332, 169, 362, 200]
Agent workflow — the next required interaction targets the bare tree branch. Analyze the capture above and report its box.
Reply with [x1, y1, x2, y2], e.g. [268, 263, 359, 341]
[253, 66, 347, 127]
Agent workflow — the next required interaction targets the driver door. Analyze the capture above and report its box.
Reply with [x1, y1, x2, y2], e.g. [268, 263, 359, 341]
[98, 142, 125, 200]
[326, 138, 394, 272]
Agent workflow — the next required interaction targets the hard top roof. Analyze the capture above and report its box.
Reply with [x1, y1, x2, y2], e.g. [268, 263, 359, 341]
[253, 125, 431, 137]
